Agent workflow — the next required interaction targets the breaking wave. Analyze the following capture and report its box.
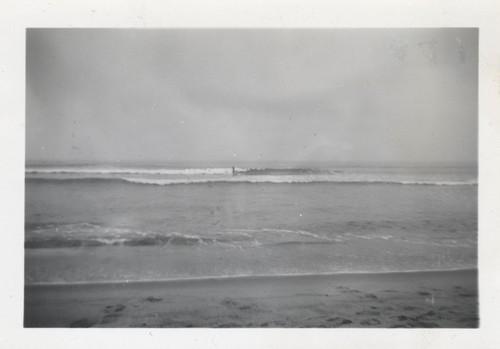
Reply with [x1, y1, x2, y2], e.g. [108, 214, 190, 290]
[26, 176, 477, 186]
[121, 177, 477, 186]
[24, 224, 338, 249]
[25, 166, 477, 186]
[26, 166, 235, 175]
[25, 223, 220, 249]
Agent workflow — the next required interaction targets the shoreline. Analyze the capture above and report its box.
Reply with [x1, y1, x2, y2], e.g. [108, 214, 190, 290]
[25, 267, 478, 287]
[25, 268, 478, 328]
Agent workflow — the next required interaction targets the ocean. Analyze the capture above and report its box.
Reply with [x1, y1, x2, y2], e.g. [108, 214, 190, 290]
[24, 163, 477, 284]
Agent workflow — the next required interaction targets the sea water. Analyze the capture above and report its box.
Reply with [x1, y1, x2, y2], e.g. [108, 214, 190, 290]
[25, 164, 477, 284]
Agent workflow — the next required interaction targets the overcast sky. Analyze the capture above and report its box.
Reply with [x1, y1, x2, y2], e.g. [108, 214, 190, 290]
[26, 29, 478, 165]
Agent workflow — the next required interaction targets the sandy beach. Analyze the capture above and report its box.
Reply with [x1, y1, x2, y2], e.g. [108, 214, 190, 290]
[24, 269, 478, 328]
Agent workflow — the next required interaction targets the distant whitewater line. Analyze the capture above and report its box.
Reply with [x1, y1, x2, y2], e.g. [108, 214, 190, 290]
[26, 165, 477, 186]
[25, 166, 338, 176]
[25, 167, 238, 175]
[26, 176, 478, 186]
[121, 177, 477, 186]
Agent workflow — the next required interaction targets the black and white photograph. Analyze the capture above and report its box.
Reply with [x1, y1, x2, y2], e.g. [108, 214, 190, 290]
[23, 28, 479, 328]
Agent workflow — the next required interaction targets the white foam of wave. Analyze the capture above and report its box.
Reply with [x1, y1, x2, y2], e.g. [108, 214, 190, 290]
[342, 232, 476, 248]
[27, 223, 150, 238]
[217, 230, 254, 238]
[26, 167, 235, 175]
[348, 233, 395, 241]
[398, 179, 478, 186]
[261, 228, 331, 241]
[222, 227, 342, 243]
[121, 176, 477, 186]
[27, 223, 268, 249]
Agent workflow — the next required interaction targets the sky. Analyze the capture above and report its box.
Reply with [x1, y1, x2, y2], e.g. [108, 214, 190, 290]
[26, 29, 478, 165]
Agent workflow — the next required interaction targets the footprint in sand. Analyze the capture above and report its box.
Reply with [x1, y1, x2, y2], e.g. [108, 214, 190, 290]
[459, 293, 476, 298]
[458, 317, 479, 323]
[417, 310, 443, 321]
[393, 310, 442, 327]
[407, 321, 440, 328]
[403, 306, 419, 311]
[221, 298, 257, 311]
[216, 322, 241, 328]
[100, 304, 127, 324]
[396, 315, 412, 321]
[345, 289, 361, 294]
[326, 317, 353, 327]
[257, 320, 287, 327]
[360, 318, 381, 326]
[356, 310, 381, 316]
[336, 286, 361, 294]
[143, 296, 163, 302]
[70, 318, 97, 328]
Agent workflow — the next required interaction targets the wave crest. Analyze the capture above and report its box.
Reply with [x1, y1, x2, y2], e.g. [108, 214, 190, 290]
[26, 167, 235, 175]
[118, 177, 478, 186]
[26, 176, 477, 186]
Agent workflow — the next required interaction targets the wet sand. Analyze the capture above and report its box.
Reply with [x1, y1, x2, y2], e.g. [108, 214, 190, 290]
[24, 269, 478, 328]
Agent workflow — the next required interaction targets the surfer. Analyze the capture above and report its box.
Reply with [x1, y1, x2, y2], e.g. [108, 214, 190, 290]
[232, 166, 236, 176]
